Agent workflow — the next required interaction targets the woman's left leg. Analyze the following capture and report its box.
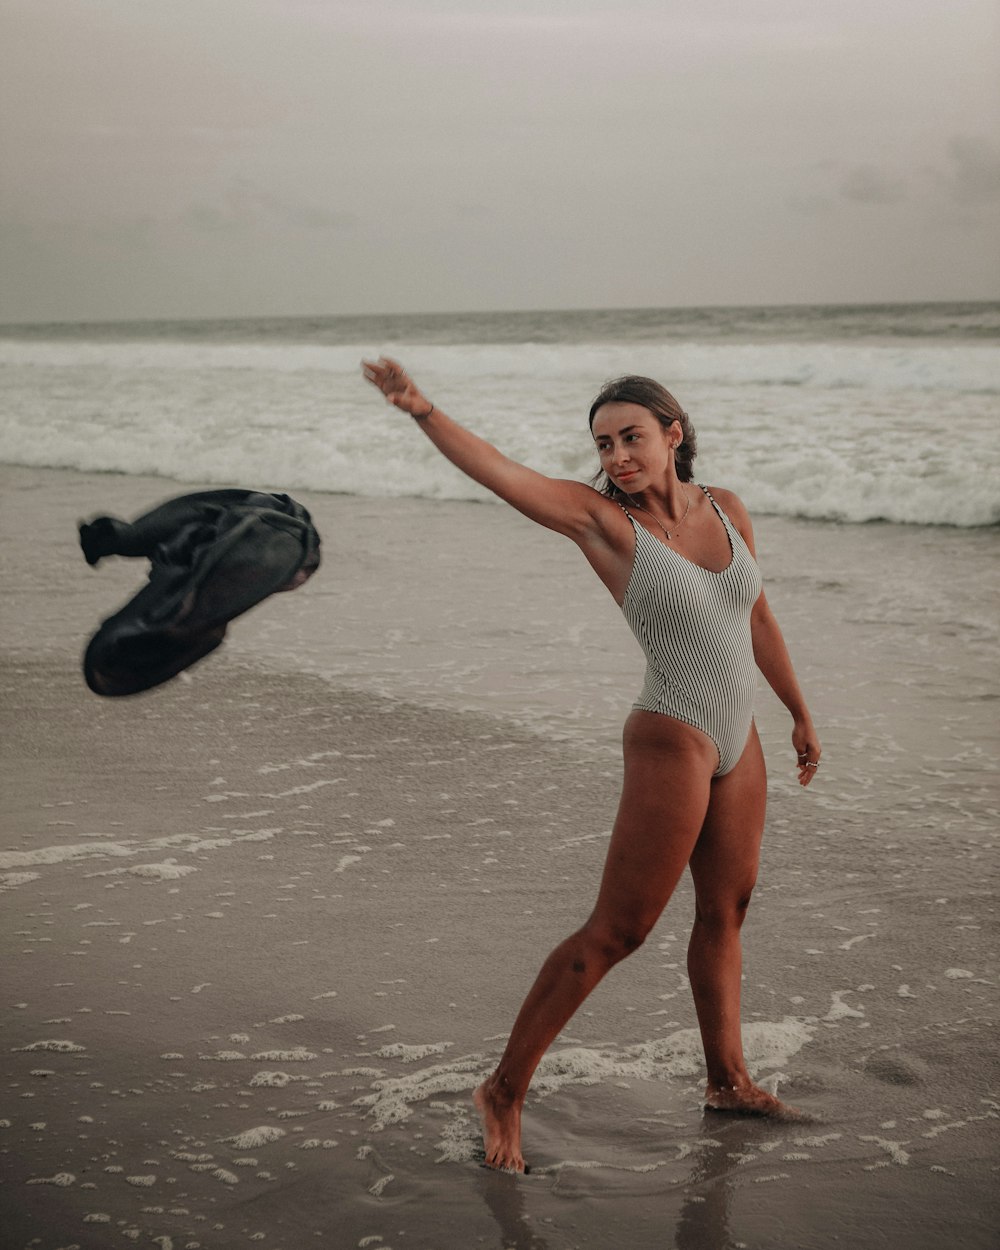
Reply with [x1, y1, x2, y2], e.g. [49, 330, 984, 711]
[686, 724, 799, 1115]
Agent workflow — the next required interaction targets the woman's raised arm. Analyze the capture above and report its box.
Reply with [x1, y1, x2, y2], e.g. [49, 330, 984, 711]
[362, 357, 604, 540]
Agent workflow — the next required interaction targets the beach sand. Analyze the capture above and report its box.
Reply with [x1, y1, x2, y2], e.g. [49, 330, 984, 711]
[2, 466, 997, 1249]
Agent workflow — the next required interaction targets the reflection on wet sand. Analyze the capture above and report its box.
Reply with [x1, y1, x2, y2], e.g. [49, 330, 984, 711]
[479, 1166, 551, 1250]
[676, 1115, 799, 1250]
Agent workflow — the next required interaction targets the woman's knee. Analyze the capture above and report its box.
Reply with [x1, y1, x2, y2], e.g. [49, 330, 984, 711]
[693, 885, 756, 931]
[579, 912, 657, 968]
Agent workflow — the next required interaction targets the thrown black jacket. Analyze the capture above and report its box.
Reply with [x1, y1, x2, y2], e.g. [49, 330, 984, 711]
[79, 489, 321, 696]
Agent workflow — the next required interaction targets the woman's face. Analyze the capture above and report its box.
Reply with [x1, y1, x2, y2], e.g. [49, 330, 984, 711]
[591, 402, 675, 494]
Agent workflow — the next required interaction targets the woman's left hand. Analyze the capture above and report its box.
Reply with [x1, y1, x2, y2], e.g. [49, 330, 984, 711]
[792, 720, 821, 787]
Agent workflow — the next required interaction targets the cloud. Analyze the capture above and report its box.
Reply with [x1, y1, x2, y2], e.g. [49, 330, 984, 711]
[934, 136, 1000, 204]
[839, 164, 907, 205]
[799, 137, 1000, 218]
[182, 183, 357, 233]
[786, 191, 834, 216]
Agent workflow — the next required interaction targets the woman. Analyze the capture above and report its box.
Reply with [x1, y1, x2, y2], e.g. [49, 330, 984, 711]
[363, 358, 821, 1173]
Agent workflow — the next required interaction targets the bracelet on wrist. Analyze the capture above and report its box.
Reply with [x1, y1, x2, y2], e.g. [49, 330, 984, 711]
[412, 401, 435, 420]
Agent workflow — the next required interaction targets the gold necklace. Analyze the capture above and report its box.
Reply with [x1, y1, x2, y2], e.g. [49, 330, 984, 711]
[628, 487, 692, 540]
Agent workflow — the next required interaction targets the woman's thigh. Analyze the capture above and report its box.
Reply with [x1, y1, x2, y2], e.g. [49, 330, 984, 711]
[688, 723, 768, 909]
[589, 711, 716, 931]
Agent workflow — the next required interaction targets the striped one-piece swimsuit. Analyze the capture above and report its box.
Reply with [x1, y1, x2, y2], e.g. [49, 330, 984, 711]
[620, 486, 762, 776]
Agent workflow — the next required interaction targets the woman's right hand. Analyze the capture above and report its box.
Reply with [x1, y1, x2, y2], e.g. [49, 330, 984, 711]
[362, 357, 431, 417]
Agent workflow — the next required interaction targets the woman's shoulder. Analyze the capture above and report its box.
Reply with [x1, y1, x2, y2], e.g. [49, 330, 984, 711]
[700, 484, 749, 520]
[699, 484, 756, 549]
[540, 477, 633, 544]
[556, 478, 624, 516]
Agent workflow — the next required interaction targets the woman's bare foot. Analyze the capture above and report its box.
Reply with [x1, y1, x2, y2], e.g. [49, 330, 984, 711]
[474, 1078, 526, 1173]
[704, 1079, 808, 1121]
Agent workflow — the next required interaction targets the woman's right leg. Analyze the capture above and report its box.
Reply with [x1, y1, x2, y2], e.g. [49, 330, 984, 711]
[475, 712, 716, 1172]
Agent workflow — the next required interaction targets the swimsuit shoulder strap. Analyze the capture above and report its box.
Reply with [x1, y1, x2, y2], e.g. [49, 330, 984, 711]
[615, 499, 638, 529]
[698, 484, 758, 568]
[698, 484, 732, 529]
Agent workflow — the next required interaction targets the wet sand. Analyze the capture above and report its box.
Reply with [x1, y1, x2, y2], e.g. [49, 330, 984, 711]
[1, 466, 997, 1249]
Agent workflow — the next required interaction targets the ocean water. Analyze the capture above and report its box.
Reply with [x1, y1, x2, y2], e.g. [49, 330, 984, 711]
[2, 306, 998, 1247]
[1, 301, 998, 527]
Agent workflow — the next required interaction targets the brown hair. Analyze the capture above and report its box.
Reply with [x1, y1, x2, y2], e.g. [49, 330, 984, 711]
[588, 375, 698, 494]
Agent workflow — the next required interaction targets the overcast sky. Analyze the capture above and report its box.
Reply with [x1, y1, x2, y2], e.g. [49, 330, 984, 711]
[2, 0, 998, 322]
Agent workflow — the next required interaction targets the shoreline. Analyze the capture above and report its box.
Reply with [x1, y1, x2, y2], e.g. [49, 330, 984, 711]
[2, 464, 997, 1249]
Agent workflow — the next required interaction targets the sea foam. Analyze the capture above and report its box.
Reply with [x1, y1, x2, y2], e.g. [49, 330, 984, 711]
[1, 331, 997, 526]
[1, 338, 997, 394]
